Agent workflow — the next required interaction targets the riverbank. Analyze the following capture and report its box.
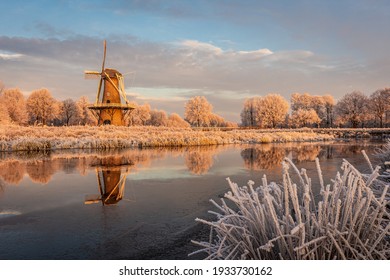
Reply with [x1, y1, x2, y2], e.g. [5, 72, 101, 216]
[0, 125, 338, 152]
[1, 125, 388, 152]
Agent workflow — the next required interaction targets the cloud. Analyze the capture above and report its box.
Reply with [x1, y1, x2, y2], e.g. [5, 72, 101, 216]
[0, 34, 388, 122]
[180, 40, 223, 55]
[238, 49, 273, 56]
[178, 40, 274, 61]
[0, 52, 24, 60]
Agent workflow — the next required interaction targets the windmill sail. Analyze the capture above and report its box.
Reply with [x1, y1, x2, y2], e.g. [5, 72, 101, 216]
[84, 71, 101, 79]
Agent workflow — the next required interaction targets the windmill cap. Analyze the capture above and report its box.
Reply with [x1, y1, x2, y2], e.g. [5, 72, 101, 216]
[103, 68, 122, 77]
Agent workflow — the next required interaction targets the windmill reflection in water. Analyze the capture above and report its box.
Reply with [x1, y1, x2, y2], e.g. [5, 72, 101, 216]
[84, 157, 132, 206]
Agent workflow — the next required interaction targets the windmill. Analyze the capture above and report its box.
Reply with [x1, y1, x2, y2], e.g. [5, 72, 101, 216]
[85, 40, 135, 125]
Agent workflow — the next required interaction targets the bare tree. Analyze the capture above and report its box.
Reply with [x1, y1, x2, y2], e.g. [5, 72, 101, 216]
[335, 91, 369, 128]
[369, 88, 390, 128]
[184, 96, 213, 127]
[0, 88, 28, 125]
[323, 95, 335, 127]
[240, 97, 262, 127]
[60, 98, 81, 126]
[27, 88, 59, 125]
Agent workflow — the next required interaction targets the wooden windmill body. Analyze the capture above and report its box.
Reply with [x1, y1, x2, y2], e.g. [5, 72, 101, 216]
[85, 41, 135, 126]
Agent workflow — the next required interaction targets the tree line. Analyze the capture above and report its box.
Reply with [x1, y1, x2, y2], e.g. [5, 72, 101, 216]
[0, 85, 236, 128]
[183, 89, 390, 128]
[0, 85, 193, 127]
[0, 87, 96, 126]
[0, 82, 389, 128]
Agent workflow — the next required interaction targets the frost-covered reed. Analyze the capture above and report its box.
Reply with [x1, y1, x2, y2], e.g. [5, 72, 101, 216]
[376, 139, 390, 168]
[191, 157, 390, 260]
[0, 125, 334, 152]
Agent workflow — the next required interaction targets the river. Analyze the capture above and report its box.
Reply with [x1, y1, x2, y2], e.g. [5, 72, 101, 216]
[0, 140, 385, 259]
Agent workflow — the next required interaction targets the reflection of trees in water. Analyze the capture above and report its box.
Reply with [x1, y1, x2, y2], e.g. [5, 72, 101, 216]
[184, 145, 228, 175]
[0, 147, 221, 185]
[1, 142, 369, 186]
[0, 178, 5, 197]
[290, 145, 322, 162]
[25, 160, 61, 184]
[241, 144, 328, 170]
[241, 145, 286, 170]
[320, 145, 334, 159]
[76, 158, 89, 176]
[185, 151, 213, 175]
[333, 144, 362, 155]
[0, 160, 26, 184]
[61, 158, 79, 174]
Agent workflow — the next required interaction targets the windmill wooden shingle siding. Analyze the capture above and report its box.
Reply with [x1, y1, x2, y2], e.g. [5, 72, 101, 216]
[85, 40, 135, 125]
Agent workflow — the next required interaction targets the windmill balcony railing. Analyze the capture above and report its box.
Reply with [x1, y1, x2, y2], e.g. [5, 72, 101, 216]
[88, 102, 136, 110]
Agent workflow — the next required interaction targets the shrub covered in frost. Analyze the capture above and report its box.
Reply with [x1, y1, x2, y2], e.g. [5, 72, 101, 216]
[192, 157, 390, 260]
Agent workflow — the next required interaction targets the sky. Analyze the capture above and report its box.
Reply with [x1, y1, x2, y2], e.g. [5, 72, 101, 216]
[0, 0, 389, 122]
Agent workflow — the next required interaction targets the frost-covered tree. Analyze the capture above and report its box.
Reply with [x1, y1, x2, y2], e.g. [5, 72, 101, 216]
[27, 88, 59, 125]
[209, 113, 230, 127]
[369, 88, 390, 128]
[76, 96, 96, 125]
[127, 102, 151, 126]
[0, 103, 10, 125]
[335, 91, 369, 128]
[0, 88, 28, 125]
[241, 94, 289, 128]
[259, 94, 289, 128]
[184, 96, 213, 127]
[291, 93, 334, 127]
[291, 93, 313, 111]
[290, 108, 321, 128]
[310, 95, 326, 121]
[167, 113, 190, 128]
[225, 121, 238, 128]
[148, 109, 168, 126]
[60, 98, 81, 126]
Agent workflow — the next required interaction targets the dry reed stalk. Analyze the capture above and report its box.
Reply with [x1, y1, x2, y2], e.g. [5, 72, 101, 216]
[192, 154, 390, 260]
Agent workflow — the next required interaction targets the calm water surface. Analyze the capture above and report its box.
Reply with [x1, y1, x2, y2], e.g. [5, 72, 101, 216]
[0, 141, 385, 259]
